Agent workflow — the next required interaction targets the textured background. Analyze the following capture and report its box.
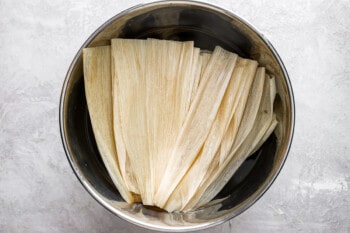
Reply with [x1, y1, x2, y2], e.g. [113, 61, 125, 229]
[1, 0, 350, 232]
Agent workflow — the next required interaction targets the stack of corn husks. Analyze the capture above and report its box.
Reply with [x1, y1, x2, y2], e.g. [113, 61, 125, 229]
[83, 38, 277, 212]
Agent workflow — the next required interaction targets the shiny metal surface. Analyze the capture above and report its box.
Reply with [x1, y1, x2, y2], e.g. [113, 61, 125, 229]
[59, 1, 294, 231]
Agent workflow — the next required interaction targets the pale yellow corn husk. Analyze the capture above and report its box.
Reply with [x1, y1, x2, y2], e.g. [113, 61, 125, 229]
[251, 75, 277, 154]
[218, 58, 258, 165]
[182, 63, 262, 211]
[177, 41, 197, 124]
[200, 51, 212, 72]
[228, 68, 267, 156]
[190, 73, 277, 209]
[145, 39, 193, 204]
[111, 39, 148, 198]
[189, 48, 202, 104]
[85, 39, 278, 212]
[164, 58, 253, 212]
[197, 51, 212, 92]
[252, 114, 278, 155]
[215, 67, 266, 173]
[144, 38, 163, 203]
[83, 46, 134, 203]
[154, 46, 238, 208]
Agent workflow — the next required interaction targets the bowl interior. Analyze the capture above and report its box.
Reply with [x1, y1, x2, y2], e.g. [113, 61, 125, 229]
[61, 1, 293, 231]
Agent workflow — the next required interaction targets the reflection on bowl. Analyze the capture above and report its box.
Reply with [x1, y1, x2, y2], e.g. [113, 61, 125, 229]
[59, 1, 294, 231]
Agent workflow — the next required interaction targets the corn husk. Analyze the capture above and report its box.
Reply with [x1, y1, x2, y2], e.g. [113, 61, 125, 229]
[164, 58, 257, 212]
[189, 72, 277, 209]
[112, 39, 153, 200]
[154, 46, 238, 208]
[181, 64, 262, 211]
[84, 39, 278, 211]
[145, 39, 195, 204]
[83, 46, 135, 203]
[218, 59, 259, 165]
[190, 48, 202, 104]
[251, 75, 277, 154]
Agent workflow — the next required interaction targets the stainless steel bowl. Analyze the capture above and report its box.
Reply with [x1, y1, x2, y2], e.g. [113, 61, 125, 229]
[59, 1, 294, 231]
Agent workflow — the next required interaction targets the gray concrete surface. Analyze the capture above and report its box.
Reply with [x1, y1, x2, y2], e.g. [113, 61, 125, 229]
[0, 0, 349, 232]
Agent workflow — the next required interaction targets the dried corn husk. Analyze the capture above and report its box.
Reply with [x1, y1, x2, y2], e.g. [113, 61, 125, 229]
[164, 58, 257, 212]
[83, 46, 135, 203]
[182, 65, 263, 211]
[84, 39, 278, 212]
[154, 46, 238, 208]
[190, 73, 277, 209]
[145, 39, 194, 204]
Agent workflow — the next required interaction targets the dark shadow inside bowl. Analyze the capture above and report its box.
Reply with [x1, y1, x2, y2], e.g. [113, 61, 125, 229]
[119, 8, 251, 58]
